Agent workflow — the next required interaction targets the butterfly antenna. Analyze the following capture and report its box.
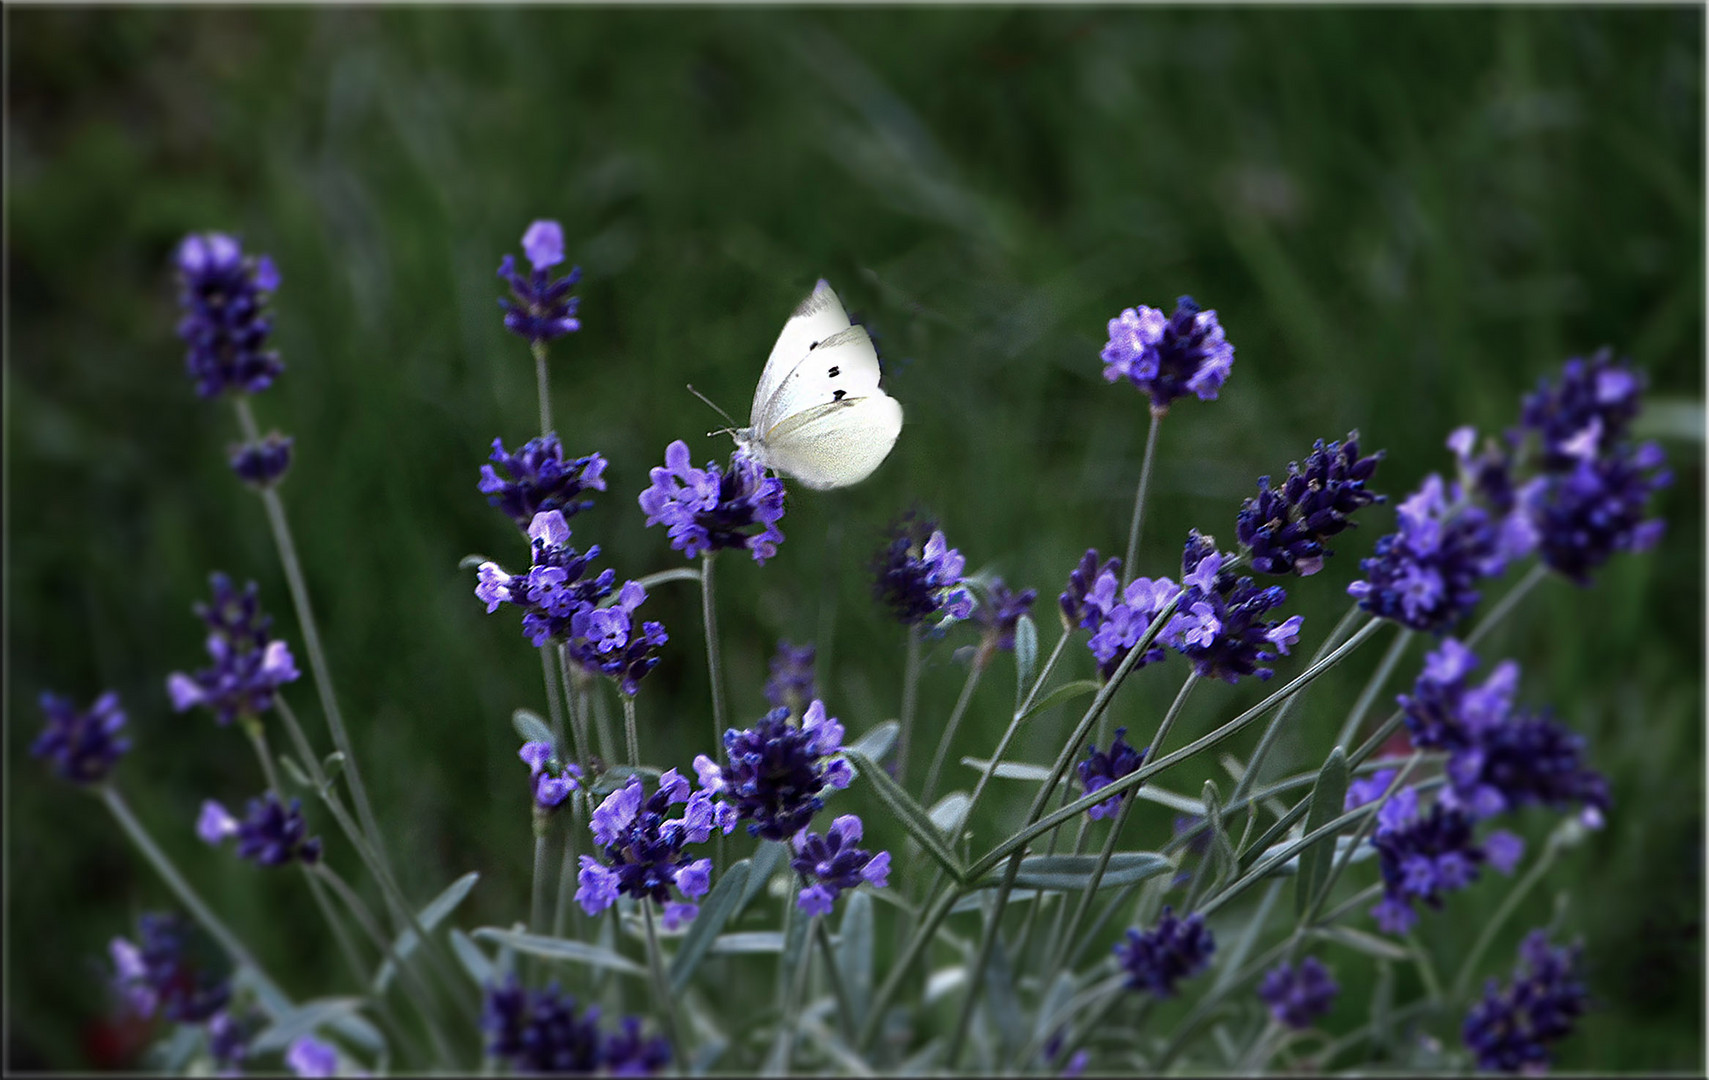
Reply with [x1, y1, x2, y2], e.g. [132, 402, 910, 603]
[686, 384, 738, 433]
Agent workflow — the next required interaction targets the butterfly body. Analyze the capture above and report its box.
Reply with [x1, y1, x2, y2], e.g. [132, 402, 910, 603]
[732, 280, 903, 490]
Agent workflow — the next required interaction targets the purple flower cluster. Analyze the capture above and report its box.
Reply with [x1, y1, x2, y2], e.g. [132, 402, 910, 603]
[198, 791, 323, 868]
[576, 770, 735, 929]
[285, 1035, 338, 1077]
[209, 1008, 262, 1072]
[1115, 906, 1215, 997]
[484, 977, 669, 1075]
[872, 514, 974, 627]
[497, 221, 583, 346]
[638, 441, 787, 564]
[1237, 432, 1385, 576]
[480, 433, 608, 531]
[1367, 786, 1522, 935]
[764, 640, 818, 715]
[1163, 533, 1302, 684]
[566, 580, 669, 697]
[1400, 639, 1609, 823]
[1100, 296, 1235, 413]
[108, 913, 231, 1023]
[790, 814, 891, 916]
[1059, 551, 1176, 680]
[972, 578, 1038, 655]
[1519, 348, 1645, 470]
[1257, 956, 1339, 1029]
[695, 700, 853, 842]
[167, 574, 301, 726]
[1525, 441, 1669, 586]
[1077, 727, 1148, 821]
[229, 432, 294, 489]
[32, 690, 131, 785]
[1462, 931, 1588, 1073]
[519, 741, 582, 811]
[1347, 473, 1514, 634]
[174, 232, 283, 399]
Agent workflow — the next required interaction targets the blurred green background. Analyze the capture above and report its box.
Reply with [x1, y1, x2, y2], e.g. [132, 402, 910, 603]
[6, 6, 1702, 1072]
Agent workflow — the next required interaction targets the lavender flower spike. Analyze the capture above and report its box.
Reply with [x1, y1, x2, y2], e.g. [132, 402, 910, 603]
[1115, 906, 1215, 997]
[32, 690, 131, 784]
[175, 232, 283, 398]
[1100, 296, 1234, 413]
[480, 433, 608, 531]
[498, 220, 582, 345]
[639, 440, 787, 564]
[790, 814, 892, 916]
[1238, 432, 1385, 576]
[872, 512, 974, 626]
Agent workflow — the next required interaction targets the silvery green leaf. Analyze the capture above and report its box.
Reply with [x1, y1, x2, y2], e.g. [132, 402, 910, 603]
[925, 964, 967, 1004]
[1016, 679, 1101, 724]
[373, 871, 479, 994]
[1135, 784, 1207, 815]
[928, 792, 972, 836]
[1203, 780, 1237, 893]
[951, 888, 1040, 915]
[975, 853, 1173, 892]
[1013, 614, 1038, 705]
[470, 927, 646, 976]
[844, 721, 900, 767]
[511, 708, 555, 747]
[958, 757, 1052, 781]
[279, 754, 313, 790]
[839, 890, 874, 1030]
[147, 1023, 202, 1072]
[740, 840, 789, 915]
[458, 553, 490, 570]
[448, 927, 493, 987]
[320, 751, 345, 783]
[1296, 746, 1348, 919]
[898, 1038, 945, 1075]
[1259, 834, 1371, 877]
[669, 860, 750, 992]
[845, 751, 965, 882]
[1032, 970, 1079, 1049]
[632, 566, 702, 590]
[981, 931, 1024, 1057]
[1371, 960, 1394, 1044]
[251, 997, 368, 1054]
[1213, 879, 1283, 995]
[1313, 924, 1411, 962]
[706, 931, 786, 955]
[590, 764, 662, 795]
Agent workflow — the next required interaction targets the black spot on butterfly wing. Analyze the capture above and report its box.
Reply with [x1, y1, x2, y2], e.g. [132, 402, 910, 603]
[832, 389, 846, 402]
[828, 365, 840, 377]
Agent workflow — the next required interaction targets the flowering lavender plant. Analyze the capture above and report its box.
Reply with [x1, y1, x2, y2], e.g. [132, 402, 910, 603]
[24, 211, 1681, 1079]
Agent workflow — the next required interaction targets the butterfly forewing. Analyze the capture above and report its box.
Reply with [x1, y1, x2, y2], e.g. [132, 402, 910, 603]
[757, 325, 884, 437]
[751, 281, 851, 425]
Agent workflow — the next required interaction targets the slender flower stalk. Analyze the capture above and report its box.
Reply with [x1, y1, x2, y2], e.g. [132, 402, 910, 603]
[920, 654, 985, 806]
[533, 341, 552, 437]
[639, 903, 682, 1061]
[701, 551, 727, 756]
[895, 624, 923, 788]
[1122, 411, 1163, 584]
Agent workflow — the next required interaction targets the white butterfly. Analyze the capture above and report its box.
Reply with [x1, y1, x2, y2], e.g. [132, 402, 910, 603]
[732, 280, 904, 490]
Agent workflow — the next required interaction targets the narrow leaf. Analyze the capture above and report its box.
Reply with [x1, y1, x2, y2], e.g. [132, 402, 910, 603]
[1203, 780, 1237, 893]
[844, 721, 900, 767]
[1314, 924, 1411, 962]
[958, 757, 1052, 781]
[1296, 747, 1349, 918]
[590, 764, 662, 795]
[740, 840, 789, 915]
[320, 751, 345, 784]
[458, 553, 491, 570]
[470, 927, 646, 976]
[981, 930, 1025, 1057]
[707, 931, 786, 955]
[1016, 679, 1100, 724]
[845, 750, 964, 882]
[511, 709, 555, 747]
[950, 889, 1040, 915]
[374, 871, 480, 994]
[633, 566, 702, 590]
[974, 853, 1173, 892]
[669, 860, 750, 992]
[1013, 614, 1038, 707]
[251, 997, 368, 1054]
[928, 792, 971, 836]
[449, 928, 493, 987]
[279, 754, 313, 790]
[839, 890, 874, 1030]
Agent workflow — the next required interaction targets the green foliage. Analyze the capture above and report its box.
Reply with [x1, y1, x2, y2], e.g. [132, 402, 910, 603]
[7, 6, 1701, 1071]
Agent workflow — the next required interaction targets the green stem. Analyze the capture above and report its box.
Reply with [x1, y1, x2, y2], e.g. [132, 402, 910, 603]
[856, 885, 961, 1052]
[1450, 829, 1565, 1002]
[812, 916, 858, 1043]
[552, 804, 580, 939]
[1332, 620, 1411, 752]
[300, 866, 417, 1067]
[640, 904, 683, 1061]
[533, 340, 552, 436]
[1121, 411, 1163, 584]
[540, 647, 568, 752]
[921, 655, 985, 806]
[894, 625, 923, 788]
[622, 694, 641, 767]
[316, 862, 458, 1067]
[963, 627, 1072, 828]
[100, 786, 280, 1009]
[1467, 563, 1549, 648]
[701, 552, 728, 754]
[531, 833, 549, 937]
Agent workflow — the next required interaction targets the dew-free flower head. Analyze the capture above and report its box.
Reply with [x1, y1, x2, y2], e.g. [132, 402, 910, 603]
[1100, 296, 1234, 413]
[1077, 728, 1148, 820]
[519, 740, 582, 811]
[576, 770, 736, 929]
[229, 432, 294, 489]
[639, 440, 786, 564]
[1163, 532, 1301, 683]
[483, 976, 670, 1076]
[1237, 432, 1385, 576]
[32, 690, 130, 784]
[167, 574, 301, 726]
[199, 791, 323, 868]
[1115, 906, 1215, 997]
[764, 640, 818, 715]
[480, 433, 608, 531]
[1462, 931, 1587, 1073]
[1258, 956, 1339, 1029]
[972, 578, 1038, 655]
[790, 814, 891, 916]
[498, 220, 583, 346]
[474, 510, 618, 648]
[1366, 785, 1520, 935]
[696, 700, 853, 842]
[108, 913, 232, 1024]
[175, 232, 283, 398]
[872, 513, 973, 627]
[1347, 474, 1508, 634]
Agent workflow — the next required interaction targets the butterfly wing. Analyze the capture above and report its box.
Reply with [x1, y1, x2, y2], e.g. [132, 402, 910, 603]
[760, 394, 904, 490]
[755, 323, 887, 434]
[750, 280, 852, 427]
